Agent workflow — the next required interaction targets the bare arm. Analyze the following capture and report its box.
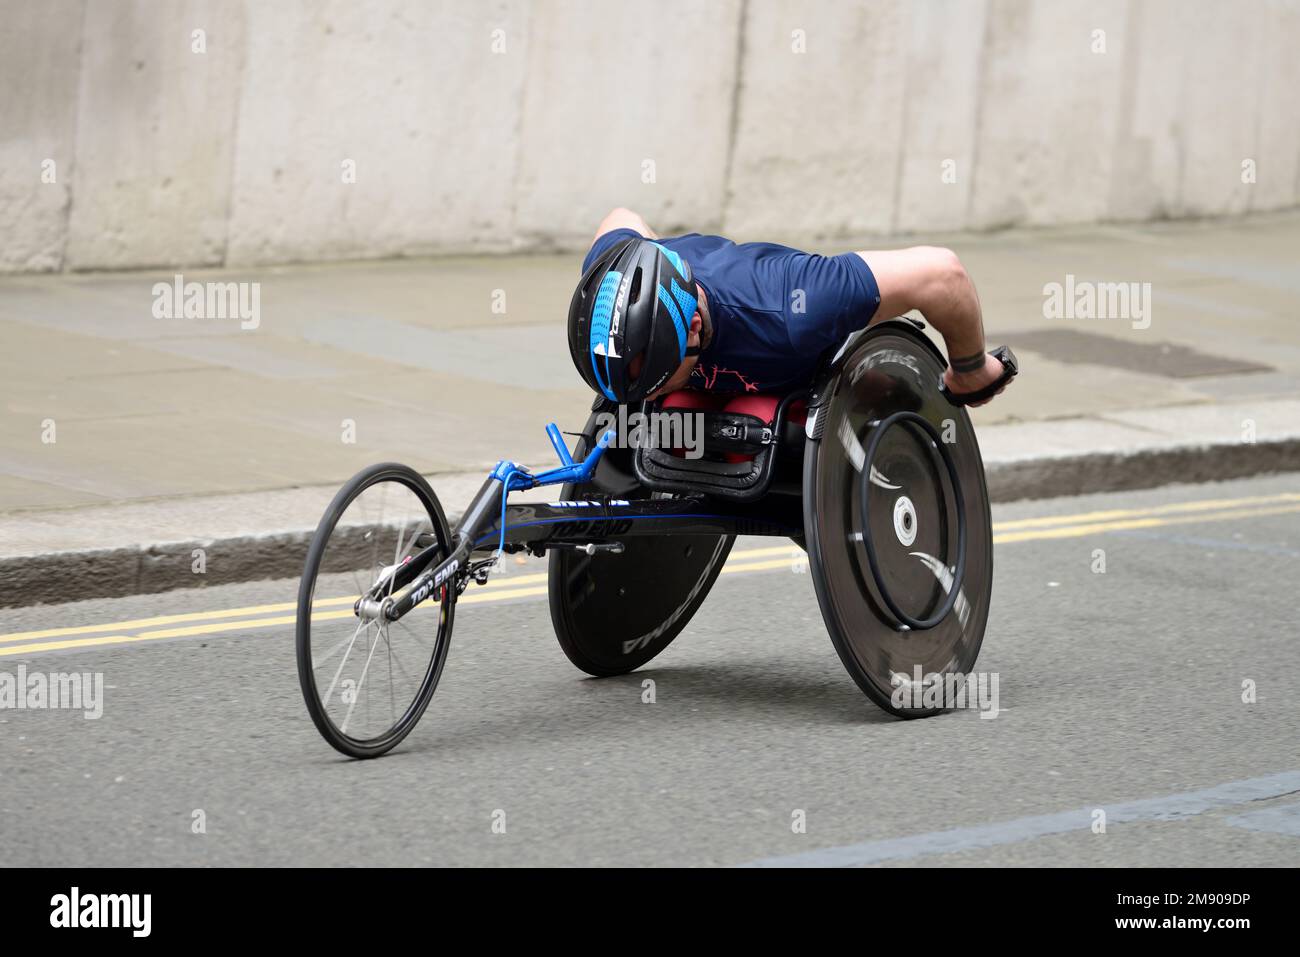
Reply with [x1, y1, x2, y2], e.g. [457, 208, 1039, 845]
[855, 246, 1008, 405]
[594, 206, 658, 242]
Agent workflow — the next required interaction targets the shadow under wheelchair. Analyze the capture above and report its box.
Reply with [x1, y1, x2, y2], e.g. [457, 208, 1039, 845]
[390, 661, 914, 759]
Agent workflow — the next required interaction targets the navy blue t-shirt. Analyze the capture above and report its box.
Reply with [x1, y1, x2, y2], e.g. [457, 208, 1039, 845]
[582, 229, 881, 393]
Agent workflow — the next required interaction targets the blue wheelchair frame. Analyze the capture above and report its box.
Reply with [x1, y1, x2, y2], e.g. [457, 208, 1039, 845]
[366, 421, 803, 623]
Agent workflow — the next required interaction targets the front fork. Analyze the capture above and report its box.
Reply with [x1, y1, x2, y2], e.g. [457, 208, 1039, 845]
[355, 476, 503, 623]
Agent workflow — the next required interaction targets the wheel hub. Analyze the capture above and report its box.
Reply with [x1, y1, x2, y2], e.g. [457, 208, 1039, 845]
[892, 495, 918, 547]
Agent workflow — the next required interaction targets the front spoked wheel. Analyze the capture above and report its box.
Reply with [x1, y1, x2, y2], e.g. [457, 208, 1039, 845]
[296, 463, 455, 758]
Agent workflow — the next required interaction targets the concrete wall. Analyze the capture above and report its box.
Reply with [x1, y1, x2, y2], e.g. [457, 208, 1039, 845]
[3, 0, 1298, 273]
[0, 0, 83, 272]
[65, 0, 246, 269]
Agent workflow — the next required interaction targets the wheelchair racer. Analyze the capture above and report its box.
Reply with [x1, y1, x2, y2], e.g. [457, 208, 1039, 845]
[568, 206, 1013, 407]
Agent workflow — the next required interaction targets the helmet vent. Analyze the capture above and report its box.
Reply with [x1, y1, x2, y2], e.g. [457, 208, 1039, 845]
[628, 267, 644, 305]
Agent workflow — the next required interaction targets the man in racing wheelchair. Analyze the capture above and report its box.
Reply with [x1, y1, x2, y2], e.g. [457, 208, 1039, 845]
[296, 206, 1021, 759]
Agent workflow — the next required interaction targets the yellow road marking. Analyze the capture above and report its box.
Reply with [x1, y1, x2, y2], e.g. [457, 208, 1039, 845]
[0, 594, 356, 645]
[0, 635, 151, 657]
[993, 502, 1300, 544]
[721, 557, 802, 575]
[137, 614, 302, 640]
[2, 494, 1296, 658]
[460, 585, 548, 605]
[991, 492, 1300, 532]
[0, 589, 552, 658]
[721, 544, 805, 560]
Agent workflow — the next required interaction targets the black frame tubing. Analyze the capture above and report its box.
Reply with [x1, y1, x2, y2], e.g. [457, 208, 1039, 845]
[376, 482, 804, 623]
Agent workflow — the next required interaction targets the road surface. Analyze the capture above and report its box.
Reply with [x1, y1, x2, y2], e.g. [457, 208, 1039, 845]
[1, 474, 1297, 866]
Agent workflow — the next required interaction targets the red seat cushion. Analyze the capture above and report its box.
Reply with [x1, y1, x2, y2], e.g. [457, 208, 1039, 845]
[658, 391, 806, 462]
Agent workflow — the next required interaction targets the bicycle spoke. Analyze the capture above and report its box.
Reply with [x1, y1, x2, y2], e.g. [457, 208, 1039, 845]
[396, 618, 431, 649]
[384, 622, 396, 724]
[313, 625, 363, 666]
[321, 616, 370, 708]
[341, 617, 386, 735]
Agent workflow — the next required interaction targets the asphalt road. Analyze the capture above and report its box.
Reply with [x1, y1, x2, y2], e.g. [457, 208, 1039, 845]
[2, 473, 1298, 867]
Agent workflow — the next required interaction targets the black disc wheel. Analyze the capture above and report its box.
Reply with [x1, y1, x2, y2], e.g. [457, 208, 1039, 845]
[803, 324, 993, 717]
[296, 463, 455, 758]
[548, 430, 734, 676]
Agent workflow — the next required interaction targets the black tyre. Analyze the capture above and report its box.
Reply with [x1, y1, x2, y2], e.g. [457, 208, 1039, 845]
[548, 429, 734, 676]
[803, 323, 993, 717]
[296, 463, 455, 758]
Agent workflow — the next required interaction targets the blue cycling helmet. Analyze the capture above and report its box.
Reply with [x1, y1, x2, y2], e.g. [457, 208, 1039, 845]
[567, 237, 698, 403]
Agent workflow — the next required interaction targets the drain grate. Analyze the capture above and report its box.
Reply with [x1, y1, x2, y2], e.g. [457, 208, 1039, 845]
[1003, 329, 1273, 378]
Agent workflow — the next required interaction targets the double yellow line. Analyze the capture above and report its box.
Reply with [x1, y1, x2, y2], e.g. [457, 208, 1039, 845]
[1, 492, 1296, 659]
[991, 491, 1300, 543]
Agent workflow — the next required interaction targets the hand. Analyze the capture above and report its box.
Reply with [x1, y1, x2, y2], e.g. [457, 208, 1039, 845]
[943, 352, 1011, 407]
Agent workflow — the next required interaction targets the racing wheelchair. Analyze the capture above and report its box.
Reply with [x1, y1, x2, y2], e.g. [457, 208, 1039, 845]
[295, 318, 1018, 758]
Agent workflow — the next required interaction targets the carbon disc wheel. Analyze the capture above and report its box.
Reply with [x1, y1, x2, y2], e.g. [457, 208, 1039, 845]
[548, 430, 734, 676]
[803, 324, 993, 717]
